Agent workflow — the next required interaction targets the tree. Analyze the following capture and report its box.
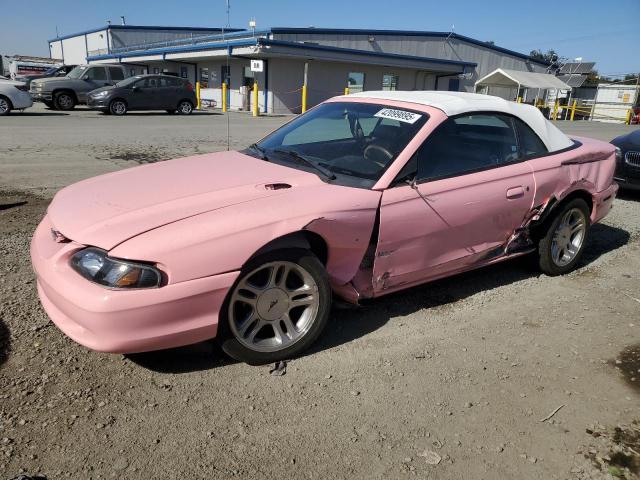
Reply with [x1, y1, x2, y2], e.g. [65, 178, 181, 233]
[529, 49, 558, 63]
[485, 40, 495, 45]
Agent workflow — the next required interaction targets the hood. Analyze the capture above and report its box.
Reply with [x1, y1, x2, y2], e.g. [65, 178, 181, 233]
[89, 85, 116, 95]
[611, 130, 640, 148]
[32, 76, 71, 87]
[48, 151, 322, 250]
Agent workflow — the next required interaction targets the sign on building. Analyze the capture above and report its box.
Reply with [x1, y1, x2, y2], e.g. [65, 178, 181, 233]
[250, 60, 264, 73]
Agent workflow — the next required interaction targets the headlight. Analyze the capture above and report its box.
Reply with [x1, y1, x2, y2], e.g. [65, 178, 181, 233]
[70, 248, 162, 289]
[93, 91, 109, 98]
[614, 146, 623, 164]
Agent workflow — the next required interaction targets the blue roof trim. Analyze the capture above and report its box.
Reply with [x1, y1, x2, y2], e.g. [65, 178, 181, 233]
[48, 25, 244, 43]
[87, 38, 259, 61]
[260, 39, 476, 68]
[270, 27, 549, 66]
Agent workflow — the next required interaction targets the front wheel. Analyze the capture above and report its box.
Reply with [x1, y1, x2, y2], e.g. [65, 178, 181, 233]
[0, 96, 11, 116]
[177, 100, 193, 115]
[218, 249, 331, 365]
[109, 99, 127, 116]
[537, 198, 590, 276]
[54, 92, 75, 110]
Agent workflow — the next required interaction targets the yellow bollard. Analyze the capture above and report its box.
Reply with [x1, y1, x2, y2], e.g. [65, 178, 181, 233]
[570, 100, 577, 121]
[195, 81, 201, 110]
[517, 97, 522, 103]
[301, 84, 307, 113]
[221, 82, 228, 113]
[252, 81, 259, 117]
[626, 109, 633, 125]
[552, 100, 559, 121]
[344, 86, 350, 95]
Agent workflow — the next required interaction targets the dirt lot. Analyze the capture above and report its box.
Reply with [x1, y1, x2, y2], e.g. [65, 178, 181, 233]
[1, 104, 639, 479]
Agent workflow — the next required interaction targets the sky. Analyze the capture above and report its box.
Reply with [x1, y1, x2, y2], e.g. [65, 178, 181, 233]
[1, 0, 638, 77]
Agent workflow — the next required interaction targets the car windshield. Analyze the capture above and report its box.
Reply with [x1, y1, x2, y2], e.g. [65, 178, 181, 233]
[116, 76, 142, 87]
[67, 66, 89, 79]
[253, 102, 428, 188]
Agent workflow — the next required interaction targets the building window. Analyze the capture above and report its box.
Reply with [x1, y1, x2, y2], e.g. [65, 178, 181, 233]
[382, 73, 399, 91]
[448, 78, 460, 91]
[348, 72, 365, 93]
[180, 66, 188, 79]
[221, 65, 230, 86]
[153, 67, 159, 74]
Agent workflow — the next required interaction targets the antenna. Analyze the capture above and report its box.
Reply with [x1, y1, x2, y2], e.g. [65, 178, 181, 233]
[226, 0, 231, 28]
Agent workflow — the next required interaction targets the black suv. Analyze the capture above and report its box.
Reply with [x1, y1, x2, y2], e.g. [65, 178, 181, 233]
[87, 74, 197, 115]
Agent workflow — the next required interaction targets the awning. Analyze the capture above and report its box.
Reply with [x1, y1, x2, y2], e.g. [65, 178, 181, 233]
[475, 68, 571, 90]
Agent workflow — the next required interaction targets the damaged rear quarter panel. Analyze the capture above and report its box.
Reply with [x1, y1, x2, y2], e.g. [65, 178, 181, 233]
[527, 136, 617, 217]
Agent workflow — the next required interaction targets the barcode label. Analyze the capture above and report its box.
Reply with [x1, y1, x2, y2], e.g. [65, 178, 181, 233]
[374, 108, 422, 124]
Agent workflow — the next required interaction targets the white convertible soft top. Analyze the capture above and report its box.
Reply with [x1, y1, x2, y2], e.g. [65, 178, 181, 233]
[347, 91, 574, 152]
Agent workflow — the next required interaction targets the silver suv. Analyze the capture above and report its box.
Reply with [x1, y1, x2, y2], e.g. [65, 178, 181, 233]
[30, 65, 127, 110]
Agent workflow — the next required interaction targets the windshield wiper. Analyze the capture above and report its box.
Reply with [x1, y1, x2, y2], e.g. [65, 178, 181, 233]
[249, 143, 269, 161]
[273, 149, 336, 181]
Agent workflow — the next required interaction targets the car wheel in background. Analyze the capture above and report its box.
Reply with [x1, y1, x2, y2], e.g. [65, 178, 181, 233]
[109, 100, 127, 116]
[0, 96, 12, 116]
[537, 198, 590, 276]
[218, 248, 332, 365]
[54, 92, 75, 110]
[177, 100, 193, 115]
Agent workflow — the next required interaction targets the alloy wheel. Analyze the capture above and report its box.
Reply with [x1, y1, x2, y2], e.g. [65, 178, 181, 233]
[0, 98, 9, 115]
[179, 101, 193, 114]
[550, 207, 586, 267]
[58, 94, 73, 109]
[229, 261, 320, 353]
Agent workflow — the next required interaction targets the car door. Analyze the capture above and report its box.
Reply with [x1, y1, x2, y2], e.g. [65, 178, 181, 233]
[372, 113, 536, 294]
[79, 67, 109, 101]
[107, 66, 125, 86]
[128, 77, 155, 109]
[155, 77, 178, 109]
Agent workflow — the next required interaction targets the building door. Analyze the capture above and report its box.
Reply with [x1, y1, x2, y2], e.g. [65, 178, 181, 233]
[448, 78, 460, 91]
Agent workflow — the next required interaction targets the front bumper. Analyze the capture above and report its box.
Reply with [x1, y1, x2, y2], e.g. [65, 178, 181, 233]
[87, 96, 109, 109]
[30, 90, 53, 102]
[31, 215, 239, 354]
[12, 90, 33, 109]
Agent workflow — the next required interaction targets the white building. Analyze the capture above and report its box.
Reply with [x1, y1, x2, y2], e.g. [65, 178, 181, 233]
[49, 25, 551, 114]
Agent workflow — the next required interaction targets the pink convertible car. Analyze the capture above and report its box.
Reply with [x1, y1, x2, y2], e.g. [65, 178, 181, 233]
[31, 92, 618, 364]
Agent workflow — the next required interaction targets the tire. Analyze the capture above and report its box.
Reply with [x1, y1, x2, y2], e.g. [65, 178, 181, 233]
[0, 96, 11, 116]
[218, 248, 332, 365]
[54, 91, 75, 110]
[177, 100, 193, 115]
[109, 99, 127, 116]
[43, 100, 55, 109]
[537, 198, 590, 276]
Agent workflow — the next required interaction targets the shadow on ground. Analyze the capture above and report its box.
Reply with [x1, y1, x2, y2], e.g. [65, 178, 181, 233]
[0, 201, 27, 211]
[0, 318, 11, 367]
[129, 223, 630, 373]
[11, 111, 69, 116]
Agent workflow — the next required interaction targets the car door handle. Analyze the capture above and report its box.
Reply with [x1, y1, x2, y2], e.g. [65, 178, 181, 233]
[506, 186, 525, 199]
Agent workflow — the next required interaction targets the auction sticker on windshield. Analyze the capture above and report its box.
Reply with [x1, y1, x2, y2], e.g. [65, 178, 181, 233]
[374, 108, 422, 124]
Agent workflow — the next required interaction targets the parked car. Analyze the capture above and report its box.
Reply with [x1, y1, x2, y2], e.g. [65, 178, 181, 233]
[0, 79, 33, 115]
[20, 64, 77, 89]
[87, 74, 196, 115]
[30, 64, 127, 110]
[611, 129, 640, 190]
[31, 92, 618, 364]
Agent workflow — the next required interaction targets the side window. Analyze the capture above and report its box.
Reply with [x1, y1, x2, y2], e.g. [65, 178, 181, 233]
[109, 67, 125, 81]
[513, 118, 548, 158]
[135, 78, 149, 88]
[416, 114, 519, 181]
[85, 67, 107, 81]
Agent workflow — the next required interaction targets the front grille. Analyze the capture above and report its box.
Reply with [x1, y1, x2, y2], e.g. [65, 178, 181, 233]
[625, 151, 640, 168]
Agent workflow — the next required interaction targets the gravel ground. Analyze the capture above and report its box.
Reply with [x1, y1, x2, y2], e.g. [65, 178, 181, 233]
[1, 104, 639, 479]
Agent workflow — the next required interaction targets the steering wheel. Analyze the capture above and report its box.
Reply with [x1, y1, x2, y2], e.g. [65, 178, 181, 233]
[364, 144, 395, 169]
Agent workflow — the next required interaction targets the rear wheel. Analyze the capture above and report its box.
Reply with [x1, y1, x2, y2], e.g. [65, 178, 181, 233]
[218, 249, 331, 365]
[54, 91, 75, 110]
[177, 100, 193, 115]
[109, 99, 127, 116]
[537, 198, 590, 276]
[0, 96, 11, 116]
